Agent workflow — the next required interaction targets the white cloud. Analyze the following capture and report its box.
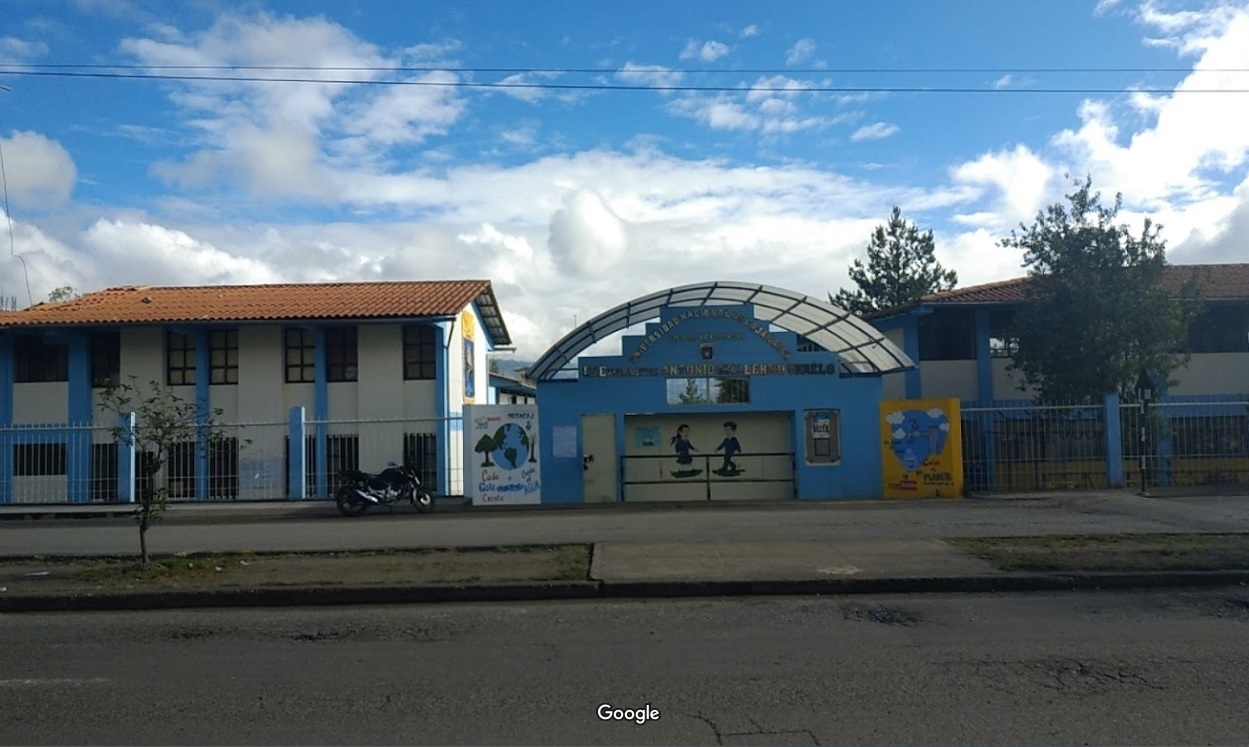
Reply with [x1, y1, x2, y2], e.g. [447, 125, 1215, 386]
[851, 122, 900, 142]
[0, 131, 77, 206]
[994, 74, 1014, 89]
[886, 411, 905, 425]
[1094, 0, 1123, 16]
[740, 25, 760, 38]
[0, 36, 49, 63]
[951, 145, 1054, 228]
[679, 39, 731, 62]
[616, 63, 684, 88]
[786, 38, 816, 65]
[547, 189, 630, 277]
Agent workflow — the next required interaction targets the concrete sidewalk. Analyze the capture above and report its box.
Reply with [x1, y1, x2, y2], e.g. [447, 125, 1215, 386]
[4, 537, 1249, 613]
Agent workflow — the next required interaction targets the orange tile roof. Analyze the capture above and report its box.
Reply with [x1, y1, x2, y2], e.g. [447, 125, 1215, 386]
[866, 263, 1249, 319]
[0, 280, 511, 344]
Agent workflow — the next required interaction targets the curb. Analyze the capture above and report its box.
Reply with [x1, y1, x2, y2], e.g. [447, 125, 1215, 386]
[3, 571, 1248, 613]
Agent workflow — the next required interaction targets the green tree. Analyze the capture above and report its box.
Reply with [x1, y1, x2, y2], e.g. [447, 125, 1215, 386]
[47, 285, 79, 302]
[474, 434, 497, 466]
[678, 378, 712, 404]
[830, 206, 958, 316]
[489, 358, 501, 374]
[714, 377, 750, 403]
[1002, 176, 1202, 402]
[98, 377, 232, 565]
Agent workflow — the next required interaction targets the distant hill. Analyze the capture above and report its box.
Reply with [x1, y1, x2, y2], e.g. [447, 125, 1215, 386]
[491, 359, 535, 378]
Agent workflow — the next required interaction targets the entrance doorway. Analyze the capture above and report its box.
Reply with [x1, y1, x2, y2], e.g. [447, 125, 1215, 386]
[581, 413, 617, 502]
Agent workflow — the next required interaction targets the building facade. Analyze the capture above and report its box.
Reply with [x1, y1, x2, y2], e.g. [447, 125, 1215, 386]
[0, 280, 511, 504]
[865, 263, 1249, 492]
[528, 282, 916, 503]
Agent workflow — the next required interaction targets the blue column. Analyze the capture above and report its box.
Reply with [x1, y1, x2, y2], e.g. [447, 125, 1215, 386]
[118, 412, 136, 503]
[0, 333, 12, 504]
[194, 329, 211, 501]
[288, 406, 307, 500]
[902, 315, 922, 399]
[974, 308, 993, 403]
[313, 326, 329, 498]
[434, 322, 449, 494]
[66, 332, 92, 503]
[1104, 393, 1124, 488]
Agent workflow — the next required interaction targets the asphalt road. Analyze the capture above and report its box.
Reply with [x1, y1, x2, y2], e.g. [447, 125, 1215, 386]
[3, 587, 1248, 746]
[4, 492, 1249, 556]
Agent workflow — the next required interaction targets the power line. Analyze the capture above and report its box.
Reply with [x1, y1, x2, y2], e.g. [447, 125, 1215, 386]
[4, 63, 1248, 74]
[1, 68, 1246, 94]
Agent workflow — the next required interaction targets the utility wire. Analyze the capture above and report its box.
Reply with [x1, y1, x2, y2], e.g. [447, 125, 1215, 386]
[0, 69, 1246, 94]
[4, 63, 1249, 74]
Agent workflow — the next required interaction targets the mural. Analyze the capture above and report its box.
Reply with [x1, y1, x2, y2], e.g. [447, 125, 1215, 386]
[670, 424, 700, 478]
[879, 399, 964, 499]
[464, 404, 541, 505]
[714, 421, 743, 476]
[462, 309, 476, 402]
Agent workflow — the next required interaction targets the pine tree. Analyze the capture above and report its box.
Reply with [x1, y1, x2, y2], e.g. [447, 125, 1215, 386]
[830, 206, 958, 316]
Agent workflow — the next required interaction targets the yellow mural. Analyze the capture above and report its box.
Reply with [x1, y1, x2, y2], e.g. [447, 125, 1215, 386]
[880, 398, 964, 499]
[462, 309, 476, 403]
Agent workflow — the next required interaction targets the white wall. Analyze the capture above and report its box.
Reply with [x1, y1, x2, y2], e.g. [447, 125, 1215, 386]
[919, 361, 978, 401]
[991, 358, 1037, 400]
[11, 383, 68, 423]
[1169, 353, 1249, 396]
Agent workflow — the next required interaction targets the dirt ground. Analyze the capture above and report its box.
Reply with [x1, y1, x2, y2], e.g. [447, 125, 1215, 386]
[947, 532, 1249, 572]
[0, 545, 591, 595]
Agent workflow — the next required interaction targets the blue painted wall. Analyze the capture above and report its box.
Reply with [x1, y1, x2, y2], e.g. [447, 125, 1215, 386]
[537, 304, 886, 502]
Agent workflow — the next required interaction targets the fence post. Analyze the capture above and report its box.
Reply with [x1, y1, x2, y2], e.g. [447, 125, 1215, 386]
[1103, 393, 1124, 488]
[288, 406, 307, 500]
[118, 412, 136, 503]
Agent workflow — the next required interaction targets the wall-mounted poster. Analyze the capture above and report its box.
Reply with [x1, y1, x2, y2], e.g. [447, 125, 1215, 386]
[635, 427, 662, 448]
[463, 404, 541, 505]
[879, 399, 964, 499]
[462, 309, 476, 402]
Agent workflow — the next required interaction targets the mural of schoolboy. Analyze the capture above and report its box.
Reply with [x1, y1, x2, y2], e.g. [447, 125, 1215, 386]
[671, 424, 697, 468]
[716, 421, 741, 473]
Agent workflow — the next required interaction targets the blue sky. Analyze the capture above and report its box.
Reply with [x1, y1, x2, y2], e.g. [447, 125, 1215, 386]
[2, 0, 1248, 357]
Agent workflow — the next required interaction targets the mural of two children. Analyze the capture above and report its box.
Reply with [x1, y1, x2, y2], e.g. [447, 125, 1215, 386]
[670, 422, 742, 477]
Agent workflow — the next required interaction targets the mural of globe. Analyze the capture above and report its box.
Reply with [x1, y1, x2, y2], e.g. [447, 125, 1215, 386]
[491, 423, 532, 470]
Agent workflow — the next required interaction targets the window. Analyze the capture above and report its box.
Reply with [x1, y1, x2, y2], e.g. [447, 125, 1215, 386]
[403, 432, 440, 491]
[285, 434, 361, 494]
[403, 325, 438, 380]
[166, 332, 196, 386]
[13, 443, 68, 476]
[14, 335, 68, 383]
[795, 335, 823, 353]
[665, 377, 750, 405]
[1187, 306, 1249, 354]
[918, 310, 975, 361]
[210, 330, 239, 385]
[285, 328, 316, 383]
[167, 439, 239, 499]
[327, 327, 357, 382]
[90, 331, 121, 387]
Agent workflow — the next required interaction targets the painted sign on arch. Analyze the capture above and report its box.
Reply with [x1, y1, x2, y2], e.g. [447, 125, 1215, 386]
[463, 404, 542, 505]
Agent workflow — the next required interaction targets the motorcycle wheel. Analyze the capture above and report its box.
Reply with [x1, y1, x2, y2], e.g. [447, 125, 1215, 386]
[335, 486, 370, 517]
[410, 488, 435, 513]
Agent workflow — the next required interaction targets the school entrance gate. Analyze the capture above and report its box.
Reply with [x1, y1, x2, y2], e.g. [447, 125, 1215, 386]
[529, 282, 917, 503]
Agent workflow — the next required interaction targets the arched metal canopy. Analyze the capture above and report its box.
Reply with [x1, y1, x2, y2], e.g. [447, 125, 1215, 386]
[528, 281, 914, 381]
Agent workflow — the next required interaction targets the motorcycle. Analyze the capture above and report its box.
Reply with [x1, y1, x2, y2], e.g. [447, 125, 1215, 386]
[334, 462, 434, 517]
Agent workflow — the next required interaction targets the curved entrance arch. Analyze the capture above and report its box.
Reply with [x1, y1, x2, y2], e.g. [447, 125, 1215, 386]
[528, 280, 914, 380]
